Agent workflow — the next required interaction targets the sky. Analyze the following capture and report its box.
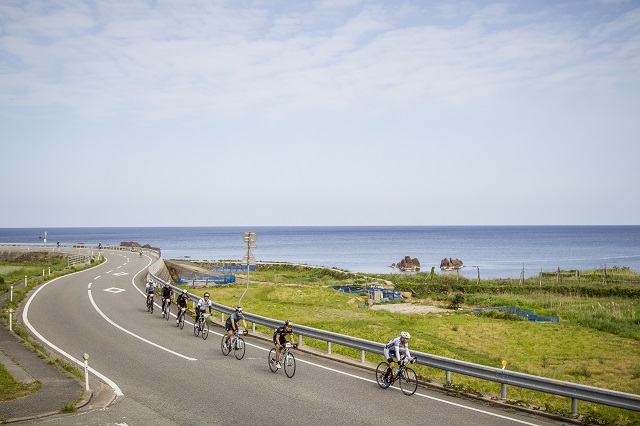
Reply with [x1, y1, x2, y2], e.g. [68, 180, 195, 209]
[1, 0, 639, 227]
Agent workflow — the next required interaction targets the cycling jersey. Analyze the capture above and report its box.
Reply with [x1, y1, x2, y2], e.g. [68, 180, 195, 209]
[225, 312, 244, 331]
[273, 326, 293, 344]
[145, 283, 155, 295]
[176, 294, 189, 308]
[196, 298, 213, 311]
[384, 336, 411, 361]
[162, 286, 173, 299]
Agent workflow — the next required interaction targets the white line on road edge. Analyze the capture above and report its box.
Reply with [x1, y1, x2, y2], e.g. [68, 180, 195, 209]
[87, 286, 196, 361]
[23, 259, 125, 397]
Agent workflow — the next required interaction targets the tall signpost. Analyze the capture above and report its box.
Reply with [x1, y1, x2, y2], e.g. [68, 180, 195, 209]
[239, 231, 256, 306]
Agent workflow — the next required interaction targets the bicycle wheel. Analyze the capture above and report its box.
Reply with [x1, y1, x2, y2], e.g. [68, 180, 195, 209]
[400, 367, 418, 396]
[201, 321, 209, 340]
[221, 335, 231, 356]
[234, 337, 245, 360]
[193, 319, 200, 337]
[165, 302, 170, 320]
[268, 348, 278, 372]
[150, 301, 154, 314]
[179, 313, 185, 329]
[376, 362, 390, 389]
[283, 352, 296, 378]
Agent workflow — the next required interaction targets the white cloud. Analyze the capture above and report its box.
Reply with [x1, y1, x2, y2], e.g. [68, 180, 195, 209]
[0, 0, 639, 226]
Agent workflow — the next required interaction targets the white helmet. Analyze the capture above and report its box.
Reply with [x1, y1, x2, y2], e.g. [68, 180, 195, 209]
[400, 331, 411, 339]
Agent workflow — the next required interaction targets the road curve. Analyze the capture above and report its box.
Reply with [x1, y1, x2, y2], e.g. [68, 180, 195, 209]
[23, 251, 564, 426]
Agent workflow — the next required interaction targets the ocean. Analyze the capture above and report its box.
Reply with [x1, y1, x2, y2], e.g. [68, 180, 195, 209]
[1, 226, 639, 279]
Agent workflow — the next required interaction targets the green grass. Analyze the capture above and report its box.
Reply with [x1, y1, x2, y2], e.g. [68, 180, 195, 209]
[0, 363, 41, 402]
[180, 263, 640, 426]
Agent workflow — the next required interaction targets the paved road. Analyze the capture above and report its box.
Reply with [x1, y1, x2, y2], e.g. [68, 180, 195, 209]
[22, 251, 565, 425]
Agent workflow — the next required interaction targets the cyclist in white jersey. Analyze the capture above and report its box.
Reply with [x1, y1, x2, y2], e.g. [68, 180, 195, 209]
[145, 280, 156, 303]
[382, 331, 412, 384]
[195, 292, 214, 323]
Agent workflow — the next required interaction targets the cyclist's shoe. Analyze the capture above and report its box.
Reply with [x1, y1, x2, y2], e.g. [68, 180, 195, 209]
[275, 361, 282, 369]
[176, 319, 180, 324]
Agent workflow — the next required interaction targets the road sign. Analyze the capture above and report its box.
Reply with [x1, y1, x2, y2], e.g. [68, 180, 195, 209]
[243, 231, 257, 242]
[241, 253, 256, 265]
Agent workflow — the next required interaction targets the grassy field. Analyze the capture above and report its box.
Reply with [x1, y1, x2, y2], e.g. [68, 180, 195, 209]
[178, 263, 640, 425]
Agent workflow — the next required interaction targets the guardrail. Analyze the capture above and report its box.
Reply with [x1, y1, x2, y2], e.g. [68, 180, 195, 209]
[0, 243, 159, 257]
[147, 257, 640, 415]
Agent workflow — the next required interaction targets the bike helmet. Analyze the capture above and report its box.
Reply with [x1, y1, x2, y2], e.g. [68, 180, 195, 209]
[182, 290, 187, 294]
[284, 320, 292, 326]
[203, 292, 210, 297]
[164, 282, 169, 286]
[235, 306, 243, 312]
[400, 331, 411, 339]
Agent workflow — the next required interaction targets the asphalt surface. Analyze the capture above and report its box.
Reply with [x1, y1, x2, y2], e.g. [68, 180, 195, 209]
[0, 251, 571, 425]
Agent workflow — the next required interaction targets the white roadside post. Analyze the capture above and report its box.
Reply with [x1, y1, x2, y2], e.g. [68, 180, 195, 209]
[8, 308, 13, 332]
[83, 353, 90, 391]
[10, 285, 13, 302]
[501, 360, 508, 399]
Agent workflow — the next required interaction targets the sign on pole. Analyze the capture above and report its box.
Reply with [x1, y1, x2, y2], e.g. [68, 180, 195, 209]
[239, 231, 257, 305]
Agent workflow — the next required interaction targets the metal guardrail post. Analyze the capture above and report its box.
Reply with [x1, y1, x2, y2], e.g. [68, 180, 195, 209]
[572, 399, 578, 415]
[360, 350, 365, 363]
[327, 342, 332, 354]
[501, 383, 507, 399]
[446, 370, 451, 385]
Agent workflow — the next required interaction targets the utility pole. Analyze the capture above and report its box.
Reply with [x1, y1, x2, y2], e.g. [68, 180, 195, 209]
[239, 231, 257, 306]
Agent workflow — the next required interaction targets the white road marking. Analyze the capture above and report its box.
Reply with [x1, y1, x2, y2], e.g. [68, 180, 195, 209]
[112, 272, 129, 276]
[95, 276, 101, 280]
[106, 270, 113, 273]
[23, 262, 124, 396]
[104, 287, 125, 293]
[87, 289, 196, 361]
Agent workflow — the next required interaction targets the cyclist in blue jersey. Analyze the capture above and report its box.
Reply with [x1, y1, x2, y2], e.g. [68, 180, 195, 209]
[223, 307, 249, 349]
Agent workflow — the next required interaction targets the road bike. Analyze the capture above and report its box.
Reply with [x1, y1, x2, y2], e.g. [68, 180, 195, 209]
[176, 307, 187, 329]
[268, 342, 296, 378]
[376, 357, 418, 396]
[146, 295, 154, 314]
[221, 330, 247, 360]
[162, 298, 171, 321]
[193, 313, 209, 340]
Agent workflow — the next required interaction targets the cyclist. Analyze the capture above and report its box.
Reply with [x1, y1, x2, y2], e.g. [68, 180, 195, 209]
[175, 290, 189, 324]
[273, 320, 296, 369]
[195, 292, 214, 324]
[161, 282, 173, 315]
[224, 306, 248, 349]
[145, 280, 156, 304]
[382, 331, 414, 385]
